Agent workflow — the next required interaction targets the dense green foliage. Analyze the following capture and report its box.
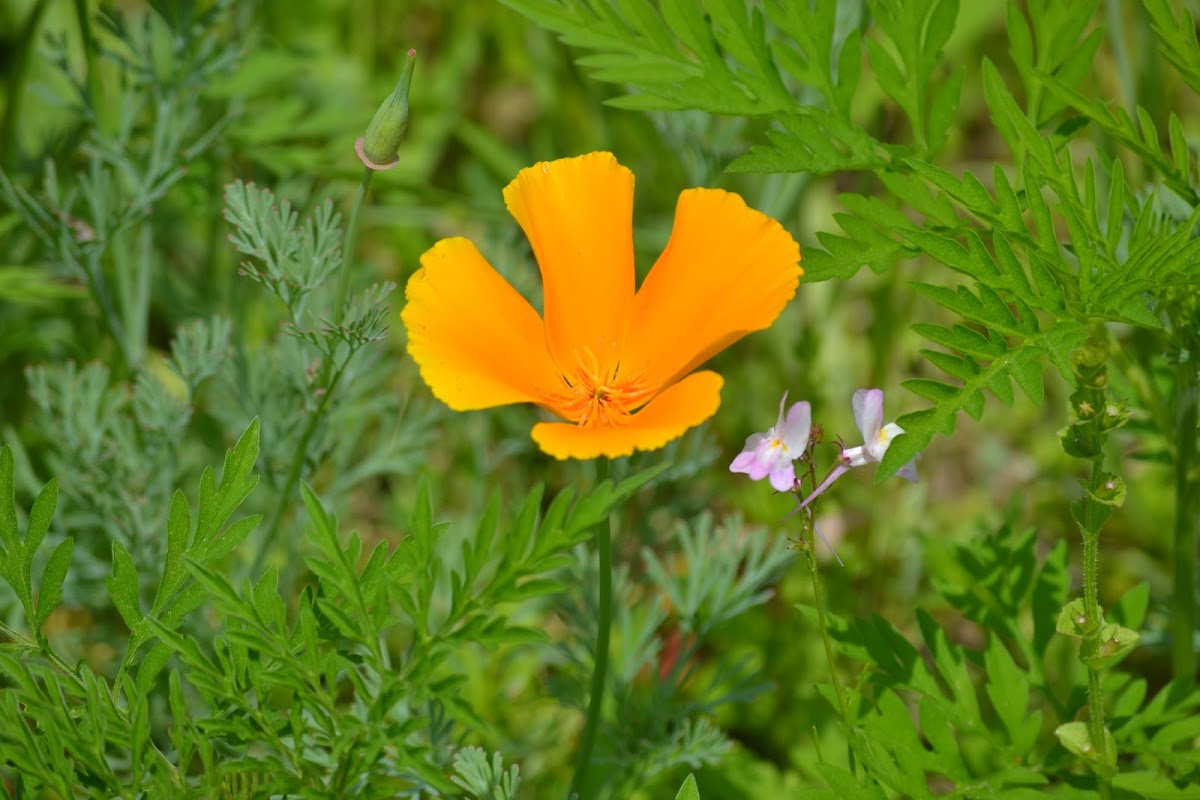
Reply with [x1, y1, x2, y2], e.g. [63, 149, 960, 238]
[1, 0, 1199, 798]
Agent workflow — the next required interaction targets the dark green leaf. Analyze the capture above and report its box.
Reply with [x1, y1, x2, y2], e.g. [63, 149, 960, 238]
[34, 537, 73, 631]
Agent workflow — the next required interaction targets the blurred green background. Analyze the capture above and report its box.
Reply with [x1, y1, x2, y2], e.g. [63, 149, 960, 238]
[0, 0, 1181, 795]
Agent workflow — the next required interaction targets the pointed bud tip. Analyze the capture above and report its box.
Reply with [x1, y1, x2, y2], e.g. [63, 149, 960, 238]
[358, 50, 418, 170]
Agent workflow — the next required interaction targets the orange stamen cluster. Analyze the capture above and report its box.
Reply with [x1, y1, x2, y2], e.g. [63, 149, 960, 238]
[550, 348, 653, 428]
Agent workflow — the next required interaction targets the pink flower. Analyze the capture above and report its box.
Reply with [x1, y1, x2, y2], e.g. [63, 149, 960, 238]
[795, 388, 918, 513]
[841, 388, 919, 481]
[730, 393, 811, 492]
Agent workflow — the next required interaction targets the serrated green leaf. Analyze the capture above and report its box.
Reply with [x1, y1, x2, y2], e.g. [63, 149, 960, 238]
[918, 608, 980, 722]
[1110, 581, 1150, 630]
[1008, 353, 1045, 404]
[727, 109, 888, 174]
[34, 537, 72, 631]
[911, 322, 1004, 359]
[984, 636, 1040, 754]
[983, 58, 1055, 172]
[184, 557, 243, 611]
[161, 582, 208, 629]
[805, 213, 912, 282]
[1007, 1, 1033, 74]
[918, 348, 980, 382]
[918, 696, 969, 778]
[674, 770, 704, 799]
[154, 490, 191, 614]
[817, 763, 885, 799]
[193, 514, 262, 563]
[24, 477, 57, 558]
[903, 377, 959, 405]
[927, 66, 964, 153]
[1112, 677, 1147, 720]
[864, 37, 906, 113]
[901, 228, 998, 281]
[1145, 0, 1200, 95]
[905, 159, 996, 215]
[134, 643, 174, 695]
[1113, 771, 1200, 800]
[316, 598, 362, 640]
[504, 0, 788, 115]
[108, 541, 143, 628]
[253, 567, 283, 629]
[912, 282, 983, 320]
[984, 369, 1015, 406]
[194, 419, 260, 548]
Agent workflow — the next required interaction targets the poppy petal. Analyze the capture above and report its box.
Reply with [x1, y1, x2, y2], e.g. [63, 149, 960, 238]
[503, 152, 635, 374]
[402, 237, 562, 410]
[624, 188, 801, 388]
[531, 371, 723, 459]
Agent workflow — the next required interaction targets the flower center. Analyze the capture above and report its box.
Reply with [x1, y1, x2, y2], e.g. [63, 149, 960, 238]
[552, 347, 653, 427]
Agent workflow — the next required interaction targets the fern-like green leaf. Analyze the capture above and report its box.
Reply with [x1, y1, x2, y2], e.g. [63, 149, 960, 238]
[726, 108, 890, 175]
[502, 0, 791, 114]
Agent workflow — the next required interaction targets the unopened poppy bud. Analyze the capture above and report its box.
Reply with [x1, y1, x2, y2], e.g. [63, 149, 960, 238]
[357, 49, 417, 170]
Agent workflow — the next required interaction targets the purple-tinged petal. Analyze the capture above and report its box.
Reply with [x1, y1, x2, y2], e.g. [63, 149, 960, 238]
[768, 462, 797, 492]
[895, 459, 919, 483]
[851, 388, 884, 444]
[730, 449, 760, 474]
[795, 462, 851, 512]
[735, 432, 767, 457]
[784, 462, 852, 520]
[840, 445, 869, 467]
[773, 391, 789, 432]
[780, 401, 812, 453]
[744, 455, 772, 481]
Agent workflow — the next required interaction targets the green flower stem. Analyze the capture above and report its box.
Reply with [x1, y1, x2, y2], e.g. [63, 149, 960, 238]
[801, 504, 855, 773]
[1173, 360, 1198, 685]
[1083, 460, 1104, 625]
[1081, 458, 1112, 793]
[570, 460, 614, 800]
[334, 168, 373, 325]
[248, 169, 374, 578]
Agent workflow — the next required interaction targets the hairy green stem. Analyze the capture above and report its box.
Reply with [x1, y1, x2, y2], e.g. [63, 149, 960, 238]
[570, 460, 613, 800]
[1084, 494, 1099, 623]
[1082, 457, 1112, 789]
[1173, 362, 1198, 684]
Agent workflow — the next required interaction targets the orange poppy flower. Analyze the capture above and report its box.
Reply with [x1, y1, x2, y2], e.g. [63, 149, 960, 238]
[401, 152, 802, 459]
